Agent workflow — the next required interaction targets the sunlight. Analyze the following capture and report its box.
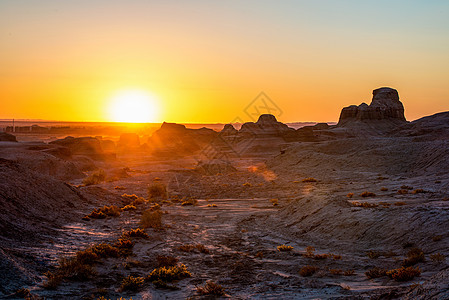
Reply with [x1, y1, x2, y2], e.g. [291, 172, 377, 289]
[108, 90, 160, 123]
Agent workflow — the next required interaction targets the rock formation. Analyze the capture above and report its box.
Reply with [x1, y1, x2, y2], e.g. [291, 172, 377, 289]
[338, 87, 406, 125]
[239, 114, 294, 136]
[0, 132, 17, 142]
[50, 136, 115, 160]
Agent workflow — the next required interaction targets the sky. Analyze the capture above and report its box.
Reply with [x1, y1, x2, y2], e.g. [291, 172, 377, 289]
[1, 0, 448, 123]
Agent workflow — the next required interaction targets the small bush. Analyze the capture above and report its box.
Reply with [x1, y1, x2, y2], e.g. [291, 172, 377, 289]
[313, 254, 329, 260]
[207, 204, 217, 207]
[352, 202, 378, 208]
[178, 244, 209, 254]
[346, 193, 354, 198]
[122, 204, 137, 211]
[147, 264, 191, 282]
[397, 189, 409, 194]
[270, 198, 279, 206]
[432, 235, 442, 242]
[148, 183, 167, 200]
[330, 269, 342, 275]
[140, 210, 162, 229]
[344, 270, 355, 276]
[387, 266, 421, 281]
[197, 281, 225, 296]
[243, 182, 252, 187]
[365, 267, 387, 279]
[302, 177, 317, 183]
[83, 169, 106, 186]
[394, 202, 406, 206]
[43, 257, 97, 288]
[90, 243, 121, 258]
[367, 250, 381, 259]
[360, 191, 376, 197]
[412, 189, 425, 194]
[403, 247, 425, 267]
[332, 254, 342, 260]
[157, 255, 179, 267]
[88, 205, 121, 219]
[305, 246, 315, 257]
[380, 187, 388, 191]
[277, 244, 293, 252]
[120, 275, 144, 291]
[430, 253, 445, 263]
[181, 198, 198, 206]
[114, 186, 126, 190]
[299, 265, 318, 277]
[401, 185, 413, 190]
[123, 228, 149, 239]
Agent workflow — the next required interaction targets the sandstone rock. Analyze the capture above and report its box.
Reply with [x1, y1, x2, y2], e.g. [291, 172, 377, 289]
[338, 87, 406, 125]
[220, 124, 238, 136]
[240, 114, 294, 136]
[50, 136, 115, 160]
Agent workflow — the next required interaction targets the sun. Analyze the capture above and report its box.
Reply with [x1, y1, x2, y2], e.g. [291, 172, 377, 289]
[108, 90, 160, 123]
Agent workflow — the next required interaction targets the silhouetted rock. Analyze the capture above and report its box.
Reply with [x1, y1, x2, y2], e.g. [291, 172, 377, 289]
[50, 136, 115, 160]
[0, 132, 17, 142]
[220, 124, 238, 136]
[148, 122, 217, 156]
[338, 87, 406, 125]
[240, 114, 294, 136]
[119, 133, 140, 148]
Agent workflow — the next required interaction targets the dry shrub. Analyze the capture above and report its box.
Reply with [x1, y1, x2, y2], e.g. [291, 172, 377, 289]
[403, 247, 425, 267]
[123, 228, 149, 239]
[305, 246, 315, 257]
[313, 254, 329, 260]
[196, 244, 210, 254]
[140, 210, 162, 229]
[43, 256, 97, 289]
[380, 187, 388, 191]
[394, 202, 406, 206]
[299, 265, 318, 277]
[121, 193, 146, 206]
[88, 205, 121, 219]
[346, 193, 354, 198]
[121, 204, 136, 211]
[243, 182, 252, 187]
[270, 198, 279, 206]
[255, 252, 263, 259]
[157, 255, 179, 267]
[401, 185, 414, 190]
[197, 281, 225, 296]
[353, 202, 378, 208]
[207, 204, 217, 207]
[330, 269, 342, 275]
[432, 235, 443, 242]
[90, 243, 121, 258]
[148, 183, 167, 200]
[120, 275, 144, 292]
[302, 177, 317, 183]
[379, 201, 391, 207]
[344, 270, 355, 276]
[412, 189, 425, 194]
[367, 250, 381, 259]
[430, 253, 445, 263]
[181, 198, 198, 206]
[114, 186, 126, 190]
[387, 266, 421, 281]
[360, 191, 376, 197]
[365, 267, 387, 279]
[82, 169, 106, 186]
[397, 189, 409, 194]
[277, 244, 293, 252]
[332, 254, 342, 260]
[147, 264, 191, 282]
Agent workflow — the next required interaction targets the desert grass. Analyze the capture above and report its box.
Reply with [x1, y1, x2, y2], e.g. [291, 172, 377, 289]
[277, 244, 293, 252]
[403, 247, 425, 267]
[147, 264, 191, 282]
[387, 266, 421, 281]
[82, 169, 106, 186]
[360, 191, 376, 197]
[302, 177, 317, 183]
[87, 205, 121, 219]
[346, 193, 354, 198]
[299, 265, 318, 277]
[365, 267, 387, 279]
[140, 210, 162, 229]
[148, 183, 167, 200]
[430, 253, 445, 263]
[197, 281, 226, 296]
[120, 275, 144, 292]
[123, 228, 149, 239]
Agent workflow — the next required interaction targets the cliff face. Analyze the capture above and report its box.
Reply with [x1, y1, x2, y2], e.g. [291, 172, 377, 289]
[338, 87, 406, 125]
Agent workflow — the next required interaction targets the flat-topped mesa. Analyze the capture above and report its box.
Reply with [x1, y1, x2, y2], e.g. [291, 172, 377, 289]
[338, 87, 406, 126]
[239, 114, 293, 135]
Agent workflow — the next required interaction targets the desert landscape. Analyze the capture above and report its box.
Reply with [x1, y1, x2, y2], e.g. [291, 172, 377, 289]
[0, 87, 448, 299]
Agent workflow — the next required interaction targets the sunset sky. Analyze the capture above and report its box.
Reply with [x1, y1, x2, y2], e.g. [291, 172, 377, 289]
[1, 1, 448, 123]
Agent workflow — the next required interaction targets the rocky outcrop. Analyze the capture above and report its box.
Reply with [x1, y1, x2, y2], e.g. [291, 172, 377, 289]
[0, 132, 17, 142]
[239, 114, 294, 136]
[220, 124, 238, 136]
[148, 122, 217, 156]
[50, 136, 115, 160]
[338, 87, 406, 125]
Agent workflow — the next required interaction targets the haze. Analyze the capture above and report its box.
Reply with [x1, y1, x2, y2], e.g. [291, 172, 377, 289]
[1, 0, 448, 123]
